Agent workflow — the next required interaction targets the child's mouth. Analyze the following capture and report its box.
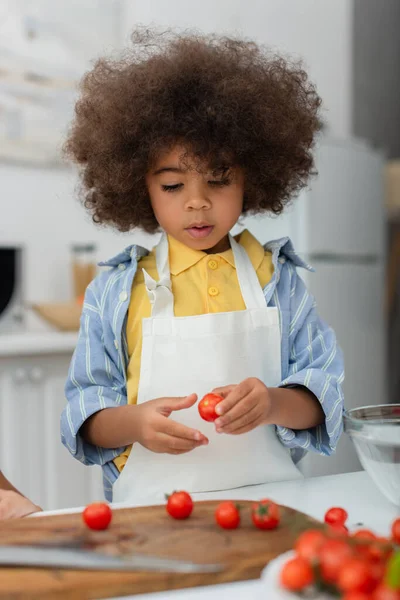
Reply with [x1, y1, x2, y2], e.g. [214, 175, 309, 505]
[186, 225, 214, 239]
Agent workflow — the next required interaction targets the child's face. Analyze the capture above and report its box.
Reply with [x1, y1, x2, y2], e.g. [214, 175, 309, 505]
[146, 146, 244, 252]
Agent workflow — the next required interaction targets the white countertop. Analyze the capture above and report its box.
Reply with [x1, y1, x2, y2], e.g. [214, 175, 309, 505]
[0, 331, 77, 357]
[40, 471, 398, 600]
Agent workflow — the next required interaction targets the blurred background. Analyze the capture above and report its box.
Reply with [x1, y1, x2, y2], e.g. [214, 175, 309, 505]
[0, 0, 399, 510]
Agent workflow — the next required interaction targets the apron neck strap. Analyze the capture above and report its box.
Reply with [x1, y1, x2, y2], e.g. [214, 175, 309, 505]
[148, 232, 266, 315]
[229, 234, 267, 309]
[142, 233, 174, 317]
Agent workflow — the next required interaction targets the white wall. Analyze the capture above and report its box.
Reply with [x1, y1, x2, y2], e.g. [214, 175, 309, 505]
[121, 0, 353, 139]
[0, 163, 157, 330]
[1, 0, 354, 332]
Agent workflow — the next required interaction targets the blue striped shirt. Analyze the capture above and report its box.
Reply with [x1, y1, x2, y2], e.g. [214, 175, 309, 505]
[61, 237, 344, 501]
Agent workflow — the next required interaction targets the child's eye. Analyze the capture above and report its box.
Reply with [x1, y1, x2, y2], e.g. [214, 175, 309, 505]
[161, 184, 183, 192]
[208, 178, 231, 187]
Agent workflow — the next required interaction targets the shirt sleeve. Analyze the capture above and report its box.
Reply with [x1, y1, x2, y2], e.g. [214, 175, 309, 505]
[60, 281, 127, 467]
[276, 266, 345, 456]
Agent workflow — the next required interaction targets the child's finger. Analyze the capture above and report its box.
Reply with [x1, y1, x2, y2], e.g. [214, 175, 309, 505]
[215, 390, 254, 428]
[214, 379, 252, 417]
[216, 405, 261, 434]
[211, 384, 236, 398]
[166, 394, 198, 411]
[162, 434, 206, 453]
[163, 418, 208, 443]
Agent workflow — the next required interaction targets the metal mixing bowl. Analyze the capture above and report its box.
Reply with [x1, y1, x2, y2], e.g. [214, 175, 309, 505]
[344, 404, 400, 507]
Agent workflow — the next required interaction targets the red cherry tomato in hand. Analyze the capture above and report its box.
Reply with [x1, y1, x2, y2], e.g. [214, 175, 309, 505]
[82, 502, 112, 530]
[391, 518, 400, 544]
[280, 556, 314, 591]
[198, 393, 223, 422]
[324, 506, 348, 526]
[295, 529, 326, 562]
[215, 501, 240, 530]
[251, 499, 280, 530]
[166, 491, 193, 519]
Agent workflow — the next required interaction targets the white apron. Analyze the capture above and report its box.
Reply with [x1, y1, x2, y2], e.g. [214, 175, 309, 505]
[113, 233, 302, 505]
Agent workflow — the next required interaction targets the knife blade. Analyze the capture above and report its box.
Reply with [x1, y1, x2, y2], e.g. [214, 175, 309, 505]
[0, 545, 223, 574]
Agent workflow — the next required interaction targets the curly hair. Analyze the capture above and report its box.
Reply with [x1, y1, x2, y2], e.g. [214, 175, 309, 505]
[64, 29, 322, 233]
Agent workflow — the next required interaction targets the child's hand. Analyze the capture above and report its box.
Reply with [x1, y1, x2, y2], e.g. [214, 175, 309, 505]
[212, 378, 272, 434]
[134, 394, 209, 454]
[0, 489, 42, 520]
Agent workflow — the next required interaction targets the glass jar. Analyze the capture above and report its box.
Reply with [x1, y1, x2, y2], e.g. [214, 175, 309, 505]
[71, 243, 97, 301]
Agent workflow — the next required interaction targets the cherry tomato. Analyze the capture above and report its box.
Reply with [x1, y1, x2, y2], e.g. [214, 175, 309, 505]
[251, 499, 280, 530]
[198, 393, 223, 422]
[319, 538, 354, 584]
[324, 506, 348, 526]
[343, 592, 373, 600]
[353, 529, 377, 541]
[82, 502, 112, 530]
[391, 519, 400, 545]
[372, 584, 400, 600]
[368, 542, 393, 564]
[215, 501, 240, 530]
[280, 556, 314, 591]
[338, 558, 376, 594]
[166, 491, 193, 519]
[295, 529, 326, 563]
[369, 560, 386, 585]
[328, 522, 349, 537]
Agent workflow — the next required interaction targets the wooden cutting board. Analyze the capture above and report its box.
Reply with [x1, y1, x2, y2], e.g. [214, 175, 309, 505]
[0, 501, 321, 599]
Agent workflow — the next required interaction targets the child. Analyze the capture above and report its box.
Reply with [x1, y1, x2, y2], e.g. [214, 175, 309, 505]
[0, 471, 41, 519]
[61, 30, 344, 505]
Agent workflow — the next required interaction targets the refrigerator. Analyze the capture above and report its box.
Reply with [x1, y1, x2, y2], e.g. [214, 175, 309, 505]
[233, 136, 386, 477]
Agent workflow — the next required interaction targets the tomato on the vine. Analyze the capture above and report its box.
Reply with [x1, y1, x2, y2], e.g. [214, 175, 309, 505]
[372, 583, 400, 600]
[328, 522, 349, 537]
[166, 491, 193, 519]
[324, 506, 348, 526]
[319, 538, 354, 584]
[280, 556, 314, 591]
[198, 394, 223, 422]
[353, 529, 377, 541]
[391, 518, 400, 545]
[215, 501, 240, 530]
[295, 529, 326, 562]
[337, 558, 376, 594]
[82, 502, 112, 530]
[343, 592, 373, 600]
[251, 499, 280, 530]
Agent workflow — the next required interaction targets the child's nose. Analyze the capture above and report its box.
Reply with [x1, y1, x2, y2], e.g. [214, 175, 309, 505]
[185, 193, 211, 210]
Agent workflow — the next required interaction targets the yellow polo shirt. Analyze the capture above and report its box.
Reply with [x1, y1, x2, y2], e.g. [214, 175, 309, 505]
[114, 229, 274, 471]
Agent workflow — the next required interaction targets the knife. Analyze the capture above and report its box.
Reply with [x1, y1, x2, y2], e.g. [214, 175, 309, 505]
[0, 545, 223, 574]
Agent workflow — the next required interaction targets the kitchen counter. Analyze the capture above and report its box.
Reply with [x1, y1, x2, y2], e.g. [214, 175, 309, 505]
[0, 331, 78, 357]
[40, 470, 397, 600]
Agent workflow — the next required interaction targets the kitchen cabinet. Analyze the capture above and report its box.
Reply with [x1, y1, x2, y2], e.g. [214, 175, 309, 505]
[0, 336, 104, 510]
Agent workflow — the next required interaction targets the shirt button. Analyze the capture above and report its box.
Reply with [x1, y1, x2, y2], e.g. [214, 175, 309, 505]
[208, 259, 218, 270]
[279, 257, 286, 264]
[208, 286, 219, 297]
[119, 291, 128, 301]
[118, 263, 126, 271]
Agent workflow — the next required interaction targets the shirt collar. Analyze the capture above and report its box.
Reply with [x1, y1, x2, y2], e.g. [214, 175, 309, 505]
[168, 229, 266, 275]
[99, 231, 313, 273]
[218, 229, 266, 271]
[168, 235, 205, 276]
